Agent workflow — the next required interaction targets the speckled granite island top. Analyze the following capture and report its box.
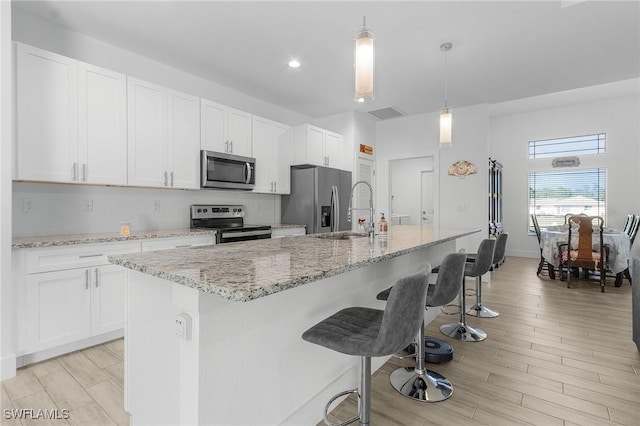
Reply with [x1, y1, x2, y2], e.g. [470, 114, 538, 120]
[12, 229, 217, 249]
[108, 226, 480, 302]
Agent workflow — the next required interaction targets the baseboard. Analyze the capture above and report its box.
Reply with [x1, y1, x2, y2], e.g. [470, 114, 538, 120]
[1, 353, 17, 380]
[16, 329, 123, 368]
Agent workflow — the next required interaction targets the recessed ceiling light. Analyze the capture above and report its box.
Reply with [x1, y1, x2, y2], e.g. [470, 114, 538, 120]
[288, 59, 301, 68]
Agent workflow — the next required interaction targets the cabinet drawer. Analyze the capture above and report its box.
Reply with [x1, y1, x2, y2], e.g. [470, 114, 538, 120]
[271, 227, 306, 238]
[140, 235, 215, 252]
[25, 241, 141, 274]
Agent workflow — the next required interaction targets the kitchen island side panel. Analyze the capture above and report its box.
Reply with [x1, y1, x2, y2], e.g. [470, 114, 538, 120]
[125, 241, 453, 425]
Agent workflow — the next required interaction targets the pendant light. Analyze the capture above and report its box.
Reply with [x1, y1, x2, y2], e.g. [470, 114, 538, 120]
[354, 17, 374, 103]
[439, 42, 453, 148]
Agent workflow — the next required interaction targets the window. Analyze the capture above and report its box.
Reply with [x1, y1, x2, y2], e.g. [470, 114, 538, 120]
[529, 168, 606, 230]
[528, 134, 606, 159]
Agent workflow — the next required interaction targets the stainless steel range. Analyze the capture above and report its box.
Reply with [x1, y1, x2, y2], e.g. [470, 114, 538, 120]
[190, 205, 271, 244]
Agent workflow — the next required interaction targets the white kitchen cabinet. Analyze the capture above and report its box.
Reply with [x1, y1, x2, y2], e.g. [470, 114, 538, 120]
[91, 265, 127, 335]
[127, 77, 169, 187]
[201, 98, 252, 157]
[15, 43, 127, 185]
[15, 43, 78, 182]
[78, 62, 127, 185]
[251, 116, 291, 194]
[128, 79, 200, 189]
[292, 124, 344, 169]
[167, 89, 200, 189]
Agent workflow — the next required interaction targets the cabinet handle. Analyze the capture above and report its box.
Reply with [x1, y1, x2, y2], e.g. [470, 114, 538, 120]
[79, 253, 103, 258]
[225, 141, 229, 152]
[164, 171, 168, 186]
[170, 171, 174, 187]
[72, 162, 78, 181]
[82, 163, 87, 182]
[95, 268, 99, 288]
[274, 182, 277, 193]
[230, 141, 233, 153]
[85, 269, 89, 290]
[175, 244, 192, 248]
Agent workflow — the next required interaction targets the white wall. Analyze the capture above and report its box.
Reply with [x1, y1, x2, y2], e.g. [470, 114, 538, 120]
[489, 80, 640, 259]
[376, 104, 489, 252]
[1, 0, 14, 380]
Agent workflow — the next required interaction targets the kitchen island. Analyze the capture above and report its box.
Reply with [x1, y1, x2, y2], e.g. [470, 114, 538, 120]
[109, 225, 480, 425]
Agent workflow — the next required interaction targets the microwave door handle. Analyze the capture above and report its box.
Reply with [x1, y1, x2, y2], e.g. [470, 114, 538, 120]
[201, 152, 208, 187]
[245, 162, 252, 184]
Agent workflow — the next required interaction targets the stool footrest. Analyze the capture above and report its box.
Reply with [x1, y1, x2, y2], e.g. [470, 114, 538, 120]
[323, 389, 360, 426]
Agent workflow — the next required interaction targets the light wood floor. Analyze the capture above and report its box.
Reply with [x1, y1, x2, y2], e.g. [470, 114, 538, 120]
[2, 257, 638, 425]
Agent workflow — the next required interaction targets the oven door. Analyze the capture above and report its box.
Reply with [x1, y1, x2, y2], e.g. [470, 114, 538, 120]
[201, 150, 255, 190]
[217, 227, 272, 244]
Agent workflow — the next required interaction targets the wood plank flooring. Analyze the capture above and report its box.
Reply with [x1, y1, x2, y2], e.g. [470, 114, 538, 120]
[1, 257, 638, 425]
[323, 257, 639, 426]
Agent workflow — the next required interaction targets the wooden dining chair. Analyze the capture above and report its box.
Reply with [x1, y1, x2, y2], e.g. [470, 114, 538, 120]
[531, 214, 551, 277]
[564, 213, 588, 224]
[559, 215, 606, 292]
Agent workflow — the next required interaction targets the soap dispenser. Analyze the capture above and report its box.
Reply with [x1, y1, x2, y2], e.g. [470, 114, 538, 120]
[378, 212, 388, 238]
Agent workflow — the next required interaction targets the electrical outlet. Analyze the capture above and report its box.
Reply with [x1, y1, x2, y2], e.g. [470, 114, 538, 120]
[82, 199, 94, 213]
[23, 198, 34, 214]
[153, 200, 161, 212]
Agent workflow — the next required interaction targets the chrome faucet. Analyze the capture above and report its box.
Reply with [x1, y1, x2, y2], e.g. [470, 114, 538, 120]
[347, 180, 375, 241]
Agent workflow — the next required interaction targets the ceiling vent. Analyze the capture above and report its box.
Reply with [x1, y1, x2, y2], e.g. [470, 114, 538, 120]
[368, 106, 406, 120]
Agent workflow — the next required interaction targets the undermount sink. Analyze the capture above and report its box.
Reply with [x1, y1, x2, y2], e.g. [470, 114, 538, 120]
[312, 232, 369, 240]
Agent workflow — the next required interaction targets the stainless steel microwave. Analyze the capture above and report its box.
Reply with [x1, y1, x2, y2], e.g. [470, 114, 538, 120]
[201, 150, 256, 190]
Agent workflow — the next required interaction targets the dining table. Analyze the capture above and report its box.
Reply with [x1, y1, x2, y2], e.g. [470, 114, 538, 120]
[539, 225, 631, 283]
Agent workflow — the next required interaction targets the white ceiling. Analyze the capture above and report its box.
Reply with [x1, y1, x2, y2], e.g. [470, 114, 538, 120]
[13, 0, 640, 119]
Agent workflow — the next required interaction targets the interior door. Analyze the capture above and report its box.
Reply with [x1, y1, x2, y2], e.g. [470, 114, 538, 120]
[421, 171, 435, 225]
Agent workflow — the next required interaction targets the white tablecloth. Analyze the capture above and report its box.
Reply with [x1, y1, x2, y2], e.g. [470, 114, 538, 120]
[540, 226, 631, 274]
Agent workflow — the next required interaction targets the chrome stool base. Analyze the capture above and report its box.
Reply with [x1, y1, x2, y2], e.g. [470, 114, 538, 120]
[466, 303, 499, 318]
[389, 367, 453, 402]
[440, 322, 487, 342]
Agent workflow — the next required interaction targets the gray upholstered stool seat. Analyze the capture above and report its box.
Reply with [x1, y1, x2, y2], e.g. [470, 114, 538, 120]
[466, 232, 508, 318]
[376, 252, 467, 402]
[440, 239, 496, 342]
[303, 272, 429, 426]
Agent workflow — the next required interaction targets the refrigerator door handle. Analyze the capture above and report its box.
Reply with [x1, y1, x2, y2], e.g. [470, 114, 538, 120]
[329, 187, 335, 231]
[333, 185, 340, 231]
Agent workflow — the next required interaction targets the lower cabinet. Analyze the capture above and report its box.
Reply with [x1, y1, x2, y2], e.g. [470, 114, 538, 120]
[271, 227, 306, 238]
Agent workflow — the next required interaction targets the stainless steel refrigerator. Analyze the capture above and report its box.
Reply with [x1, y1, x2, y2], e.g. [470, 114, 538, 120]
[281, 165, 352, 234]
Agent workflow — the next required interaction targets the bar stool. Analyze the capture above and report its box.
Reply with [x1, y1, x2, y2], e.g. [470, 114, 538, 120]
[466, 232, 508, 318]
[440, 239, 496, 342]
[377, 252, 467, 402]
[302, 272, 429, 426]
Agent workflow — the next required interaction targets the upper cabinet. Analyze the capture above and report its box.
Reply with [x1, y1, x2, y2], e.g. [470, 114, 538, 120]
[201, 99, 252, 157]
[252, 116, 291, 194]
[15, 43, 127, 185]
[127, 78, 200, 189]
[292, 124, 343, 170]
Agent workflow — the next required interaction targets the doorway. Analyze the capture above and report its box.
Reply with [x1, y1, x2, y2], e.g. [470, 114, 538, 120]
[389, 156, 434, 226]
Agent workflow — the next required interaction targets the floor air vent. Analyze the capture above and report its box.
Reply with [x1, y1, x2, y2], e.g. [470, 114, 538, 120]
[368, 106, 406, 120]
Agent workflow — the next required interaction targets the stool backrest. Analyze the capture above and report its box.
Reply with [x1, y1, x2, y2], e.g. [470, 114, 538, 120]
[466, 239, 497, 277]
[373, 268, 430, 356]
[493, 232, 509, 265]
[427, 252, 467, 308]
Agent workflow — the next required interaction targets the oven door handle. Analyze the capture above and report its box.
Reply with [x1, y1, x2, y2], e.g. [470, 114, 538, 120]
[245, 162, 252, 184]
[221, 229, 271, 239]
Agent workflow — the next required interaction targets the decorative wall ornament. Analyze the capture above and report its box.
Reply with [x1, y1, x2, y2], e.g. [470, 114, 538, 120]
[448, 160, 477, 178]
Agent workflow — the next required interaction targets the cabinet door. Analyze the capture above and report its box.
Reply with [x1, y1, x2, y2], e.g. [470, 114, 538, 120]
[251, 116, 275, 193]
[140, 235, 215, 252]
[228, 108, 252, 156]
[78, 62, 127, 185]
[306, 126, 325, 167]
[324, 131, 343, 170]
[168, 89, 200, 189]
[16, 43, 79, 183]
[201, 99, 227, 153]
[274, 123, 292, 194]
[26, 269, 91, 351]
[127, 77, 169, 187]
[91, 265, 126, 335]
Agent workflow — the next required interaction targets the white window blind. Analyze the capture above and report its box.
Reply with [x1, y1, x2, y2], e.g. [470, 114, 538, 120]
[529, 168, 606, 230]
[528, 134, 606, 159]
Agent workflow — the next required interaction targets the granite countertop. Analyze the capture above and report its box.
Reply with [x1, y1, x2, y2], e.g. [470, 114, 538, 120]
[12, 228, 217, 249]
[109, 225, 480, 302]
